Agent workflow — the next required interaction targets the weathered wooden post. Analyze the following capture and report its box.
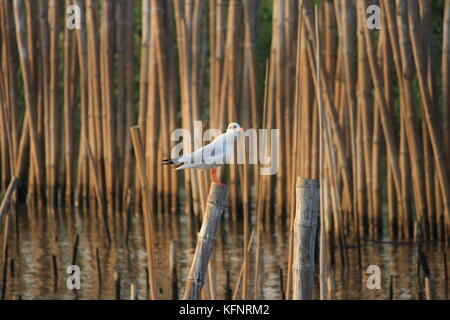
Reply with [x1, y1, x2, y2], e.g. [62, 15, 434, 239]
[292, 177, 320, 300]
[183, 183, 228, 300]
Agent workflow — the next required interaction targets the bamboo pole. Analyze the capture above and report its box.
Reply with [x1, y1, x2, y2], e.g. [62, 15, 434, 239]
[64, 0, 76, 204]
[0, 177, 18, 219]
[13, 0, 44, 200]
[300, 3, 353, 212]
[130, 126, 158, 300]
[444, 0, 450, 181]
[408, 0, 450, 236]
[182, 183, 228, 300]
[122, 0, 136, 210]
[100, 0, 115, 211]
[360, 1, 403, 210]
[292, 177, 320, 300]
[392, 0, 427, 238]
[48, 0, 60, 206]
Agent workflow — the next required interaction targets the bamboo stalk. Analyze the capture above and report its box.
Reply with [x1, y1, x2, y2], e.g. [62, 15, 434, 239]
[444, 0, 450, 181]
[0, 177, 18, 219]
[130, 126, 159, 300]
[13, 0, 44, 200]
[408, 0, 450, 236]
[360, 1, 403, 212]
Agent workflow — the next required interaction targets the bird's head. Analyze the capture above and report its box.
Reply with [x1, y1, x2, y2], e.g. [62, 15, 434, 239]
[226, 122, 244, 134]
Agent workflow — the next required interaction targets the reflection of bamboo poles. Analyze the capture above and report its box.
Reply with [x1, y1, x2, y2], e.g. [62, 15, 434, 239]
[233, 231, 254, 300]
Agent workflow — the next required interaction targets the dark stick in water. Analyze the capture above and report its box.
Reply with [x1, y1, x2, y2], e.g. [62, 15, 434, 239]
[1, 247, 8, 300]
[443, 250, 448, 299]
[96, 248, 102, 295]
[71, 234, 79, 266]
[52, 255, 58, 292]
[279, 268, 285, 300]
[170, 240, 178, 300]
[388, 274, 394, 300]
[114, 272, 121, 300]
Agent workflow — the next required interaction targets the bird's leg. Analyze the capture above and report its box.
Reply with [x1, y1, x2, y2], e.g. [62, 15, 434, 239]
[213, 168, 225, 187]
[210, 169, 217, 184]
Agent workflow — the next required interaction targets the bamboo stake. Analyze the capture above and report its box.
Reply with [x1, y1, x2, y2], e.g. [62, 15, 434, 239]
[182, 183, 228, 300]
[292, 177, 320, 300]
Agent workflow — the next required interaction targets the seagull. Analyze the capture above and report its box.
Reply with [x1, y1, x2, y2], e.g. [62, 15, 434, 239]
[162, 122, 244, 186]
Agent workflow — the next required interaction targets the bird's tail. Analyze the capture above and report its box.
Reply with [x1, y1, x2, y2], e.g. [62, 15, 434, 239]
[162, 158, 176, 166]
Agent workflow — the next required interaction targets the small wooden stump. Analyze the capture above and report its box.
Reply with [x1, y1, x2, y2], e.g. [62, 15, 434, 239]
[182, 183, 228, 300]
[292, 177, 320, 300]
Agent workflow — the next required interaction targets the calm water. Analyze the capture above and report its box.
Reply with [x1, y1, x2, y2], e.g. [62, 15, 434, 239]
[0, 204, 448, 300]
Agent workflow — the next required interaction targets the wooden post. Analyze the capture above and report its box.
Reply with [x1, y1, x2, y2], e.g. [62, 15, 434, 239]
[182, 183, 228, 300]
[292, 177, 320, 300]
[0, 177, 18, 219]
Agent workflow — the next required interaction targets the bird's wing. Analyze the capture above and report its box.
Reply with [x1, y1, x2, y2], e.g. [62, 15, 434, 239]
[177, 133, 229, 165]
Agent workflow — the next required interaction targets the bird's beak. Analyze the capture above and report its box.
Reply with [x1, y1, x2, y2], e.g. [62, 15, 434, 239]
[240, 128, 244, 132]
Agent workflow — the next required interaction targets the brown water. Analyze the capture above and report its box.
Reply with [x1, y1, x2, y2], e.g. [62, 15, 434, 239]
[1, 204, 448, 300]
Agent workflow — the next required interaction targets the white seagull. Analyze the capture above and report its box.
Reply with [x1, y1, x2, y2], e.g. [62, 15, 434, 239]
[162, 122, 244, 186]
